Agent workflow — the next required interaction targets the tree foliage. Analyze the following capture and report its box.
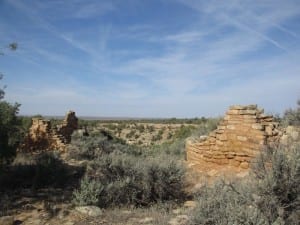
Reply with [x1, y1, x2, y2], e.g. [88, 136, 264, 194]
[0, 101, 21, 160]
[282, 99, 300, 126]
[0, 43, 20, 163]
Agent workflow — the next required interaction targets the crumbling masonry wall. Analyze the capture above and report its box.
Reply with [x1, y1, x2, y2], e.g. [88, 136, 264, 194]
[21, 111, 78, 152]
[186, 105, 281, 169]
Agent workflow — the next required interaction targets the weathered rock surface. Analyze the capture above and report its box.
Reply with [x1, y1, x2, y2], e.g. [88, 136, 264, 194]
[138, 217, 154, 224]
[183, 200, 196, 209]
[186, 105, 281, 170]
[75, 206, 103, 217]
[21, 111, 78, 152]
[168, 215, 189, 225]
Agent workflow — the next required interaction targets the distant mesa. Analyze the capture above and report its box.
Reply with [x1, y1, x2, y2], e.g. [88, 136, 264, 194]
[186, 105, 282, 171]
[20, 110, 78, 152]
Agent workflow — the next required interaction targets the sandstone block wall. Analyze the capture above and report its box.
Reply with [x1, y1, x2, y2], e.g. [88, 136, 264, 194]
[21, 111, 78, 152]
[56, 111, 78, 143]
[186, 105, 281, 169]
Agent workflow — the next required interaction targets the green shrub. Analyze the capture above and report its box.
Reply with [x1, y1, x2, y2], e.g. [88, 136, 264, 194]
[72, 176, 104, 206]
[137, 124, 145, 132]
[68, 134, 111, 160]
[148, 139, 185, 158]
[190, 180, 258, 225]
[148, 125, 155, 133]
[75, 152, 186, 207]
[282, 99, 300, 126]
[151, 133, 162, 142]
[126, 130, 135, 138]
[191, 119, 219, 138]
[69, 132, 143, 160]
[70, 128, 187, 208]
[250, 145, 300, 224]
[174, 125, 195, 139]
[0, 101, 22, 163]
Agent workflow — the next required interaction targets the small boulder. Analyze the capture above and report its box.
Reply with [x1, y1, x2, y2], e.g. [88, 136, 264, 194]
[168, 215, 189, 225]
[183, 200, 196, 209]
[139, 217, 154, 224]
[75, 206, 102, 217]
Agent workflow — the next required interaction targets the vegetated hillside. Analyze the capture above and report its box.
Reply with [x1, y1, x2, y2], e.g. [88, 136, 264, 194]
[79, 117, 220, 147]
[0, 100, 299, 225]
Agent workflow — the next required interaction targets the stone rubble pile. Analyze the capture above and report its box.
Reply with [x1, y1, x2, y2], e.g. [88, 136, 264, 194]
[186, 105, 281, 169]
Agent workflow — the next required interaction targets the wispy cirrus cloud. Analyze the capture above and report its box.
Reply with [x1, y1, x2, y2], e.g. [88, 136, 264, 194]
[1, 0, 300, 117]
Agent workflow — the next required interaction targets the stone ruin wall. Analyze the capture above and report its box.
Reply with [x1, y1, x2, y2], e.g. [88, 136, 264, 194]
[21, 111, 78, 152]
[55, 111, 78, 143]
[186, 105, 282, 170]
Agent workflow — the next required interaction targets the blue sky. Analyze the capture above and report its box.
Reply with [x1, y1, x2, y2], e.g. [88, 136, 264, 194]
[0, 0, 300, 117]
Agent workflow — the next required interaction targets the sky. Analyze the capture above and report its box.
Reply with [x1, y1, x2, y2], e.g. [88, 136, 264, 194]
[0, 0, 300, 118]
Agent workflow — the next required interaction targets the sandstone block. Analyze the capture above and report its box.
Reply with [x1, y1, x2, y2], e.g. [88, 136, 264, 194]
[240, 162, 249, 169]
[219, 134, 227, 141]
[218, 159, 229, 164]
[209, 130, 217, 136]
[183, 200, 197, 209]
[227, 109, 240, 115]
[229, 160, 241, 167]
[227, 125, 236, 130]
[235, 156, 249, 162]
[216, 140, 224, 146]
[229, 105, 247, 110]
[265, 127, 273, 136]
[239, 109, 257, 115]
[203, 154, 212, 159]
[252, 124, 264, 130]
[226, 153, 235, 159]
[243, 115, 257, 119]
[199, 135, 208, 141]
[237, 136, 247, 141]
[216, 129, 224, 134]
[217, 125, 226, 130]
[243, 119, 258, 123]
[226, 120, 247, 125]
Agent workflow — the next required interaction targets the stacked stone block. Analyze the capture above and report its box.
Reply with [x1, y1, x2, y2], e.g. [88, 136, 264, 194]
[56, 111, 78, 143]
[186, 105, 280, 169]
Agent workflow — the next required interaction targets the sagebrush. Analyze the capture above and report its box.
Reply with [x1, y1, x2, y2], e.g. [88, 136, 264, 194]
[190, 144, 300, 225]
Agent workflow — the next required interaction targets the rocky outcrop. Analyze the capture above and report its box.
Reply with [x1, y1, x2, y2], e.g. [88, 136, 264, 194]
[21, 111, 78, 152]
[186, 105, 281, 170]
